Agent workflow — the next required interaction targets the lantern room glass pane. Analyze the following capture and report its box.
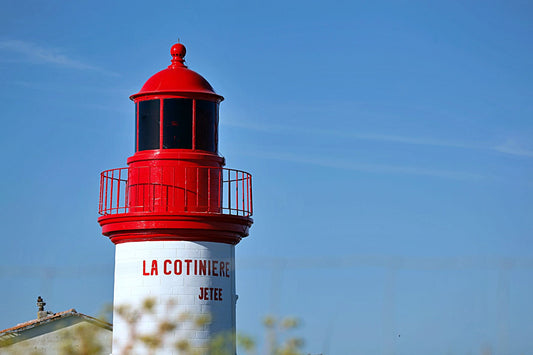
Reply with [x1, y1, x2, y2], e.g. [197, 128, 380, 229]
[163, 99, 193, 149]
[138, 99, 160, 151]
[195, 100, 217, 152]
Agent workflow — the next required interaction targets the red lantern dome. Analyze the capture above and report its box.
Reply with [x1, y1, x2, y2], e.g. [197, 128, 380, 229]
[130, 43, 224, 102]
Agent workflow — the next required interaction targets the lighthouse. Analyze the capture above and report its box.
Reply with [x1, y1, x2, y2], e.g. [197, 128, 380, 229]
[98, 42, 253, 354]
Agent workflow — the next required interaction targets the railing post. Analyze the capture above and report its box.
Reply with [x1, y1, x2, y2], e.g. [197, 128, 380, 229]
[208, 167, 211, 212]
[125, 168, 129, 213]
[104, 171, 109, 215]
[218, 168, 222, 213]
[196, 167, 200, 208]
[249, 174, 253, 216]
[184, 166, 188, 210]
[227, 169, 231, 215]
[235, 170, 239, 215]
[99, 173, 103, 214]
[171, 166, 175, 212]
[246, 173, 250, 217]
[110, 170, 115, 214]
[116, 169, 121, 214]
[241, 171, 245, 216]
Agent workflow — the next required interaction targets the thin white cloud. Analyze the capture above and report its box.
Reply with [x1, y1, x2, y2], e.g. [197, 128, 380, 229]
[331, 132, 478, 150]
[12, 80, 131, 94]
[0, 39, 117, 76]
[243, 150, 486, 181]
[222, 119, 287, 134]
[223, 119, 532, 159]
[493, 140, 533, 158]
[223, 119, 479, 148]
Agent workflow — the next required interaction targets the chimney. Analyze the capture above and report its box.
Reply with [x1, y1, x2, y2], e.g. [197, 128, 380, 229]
[37, 296, 53, 319]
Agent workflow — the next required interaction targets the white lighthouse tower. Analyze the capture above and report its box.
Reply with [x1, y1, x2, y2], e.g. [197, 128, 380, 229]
[97, 42, 253, 354]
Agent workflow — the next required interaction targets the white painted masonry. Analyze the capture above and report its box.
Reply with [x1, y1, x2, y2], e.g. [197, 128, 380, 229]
[112, 241, 236, 354]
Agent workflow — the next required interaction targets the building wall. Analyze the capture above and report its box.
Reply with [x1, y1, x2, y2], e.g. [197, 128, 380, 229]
[0, 319, 111, 355]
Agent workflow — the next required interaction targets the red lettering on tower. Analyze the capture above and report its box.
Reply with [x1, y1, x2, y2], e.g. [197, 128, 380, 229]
[151, 260, 158, 275]
[198, 287, 224, 301]
[143, 260, 150, 276]
[213, 261, 218, 276]
[219, 261, 225, 277]
[174, 260, 182, 275]
[163, 260, 171, 275]
[199, 260, 207, 275]
[141, 259, 232, 277]
[184, 259, 192, 275]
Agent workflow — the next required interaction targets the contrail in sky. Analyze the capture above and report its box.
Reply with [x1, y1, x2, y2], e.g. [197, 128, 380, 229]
[242, 150, 488, 181]
[223, 119, 533, 158]
[0, 39, 117, 76]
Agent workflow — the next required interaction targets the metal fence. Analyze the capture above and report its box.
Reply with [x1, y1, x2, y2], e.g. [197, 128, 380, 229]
[99, 166, 252, 217]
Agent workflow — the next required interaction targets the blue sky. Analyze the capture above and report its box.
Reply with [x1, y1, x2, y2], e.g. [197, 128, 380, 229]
[0, 1, 532, 354]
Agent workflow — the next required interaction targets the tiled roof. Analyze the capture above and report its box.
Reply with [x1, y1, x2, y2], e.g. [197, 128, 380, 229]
[0, 309, 112, 337]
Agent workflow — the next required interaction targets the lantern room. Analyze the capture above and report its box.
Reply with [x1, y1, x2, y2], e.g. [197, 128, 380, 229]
[130, 43, 224, 157]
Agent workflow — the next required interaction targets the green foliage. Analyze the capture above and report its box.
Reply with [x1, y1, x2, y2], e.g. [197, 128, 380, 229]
[2, 298, 306, 355]
[59, 322, 105, 355]
[262, 316, 304, 355]
[237, 333, 256, 353]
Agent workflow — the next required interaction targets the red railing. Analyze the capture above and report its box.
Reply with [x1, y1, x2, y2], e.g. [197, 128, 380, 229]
[98, 166, 253, 217]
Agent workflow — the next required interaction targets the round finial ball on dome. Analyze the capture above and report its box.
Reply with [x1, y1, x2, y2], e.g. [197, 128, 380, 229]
[171, 43, 186, 59]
